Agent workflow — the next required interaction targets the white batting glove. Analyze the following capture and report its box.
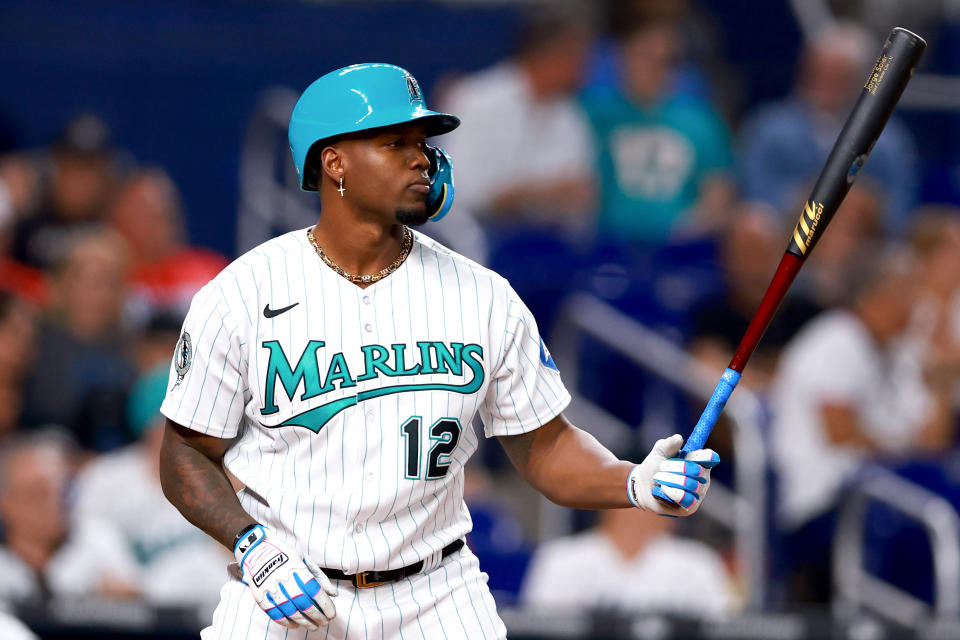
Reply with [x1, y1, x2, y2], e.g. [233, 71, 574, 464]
[626, 434, 719, 516]
[234, 524, 337, 629]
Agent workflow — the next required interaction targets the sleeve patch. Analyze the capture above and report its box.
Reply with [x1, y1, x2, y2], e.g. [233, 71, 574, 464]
[539, 337, 559, 373]
[172, 331, 193, 389]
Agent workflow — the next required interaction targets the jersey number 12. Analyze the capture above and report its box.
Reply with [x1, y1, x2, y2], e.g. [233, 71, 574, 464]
[400, 417, 462, 480]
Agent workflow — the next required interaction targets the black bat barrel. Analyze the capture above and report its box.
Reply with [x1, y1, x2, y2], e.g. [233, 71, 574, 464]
[786, 27, 926, 258]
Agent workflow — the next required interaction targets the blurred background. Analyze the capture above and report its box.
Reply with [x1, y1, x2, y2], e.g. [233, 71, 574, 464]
[3, 0, 960, 638]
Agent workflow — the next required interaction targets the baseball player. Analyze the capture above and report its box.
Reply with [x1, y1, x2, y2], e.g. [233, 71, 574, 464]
[158, 63, 720, 639]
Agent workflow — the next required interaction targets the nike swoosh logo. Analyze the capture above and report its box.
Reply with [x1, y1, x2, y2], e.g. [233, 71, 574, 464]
[263, 302, 299, 318]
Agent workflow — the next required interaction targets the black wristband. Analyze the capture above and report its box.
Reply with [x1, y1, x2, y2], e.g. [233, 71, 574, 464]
[233, 523, 259, 550]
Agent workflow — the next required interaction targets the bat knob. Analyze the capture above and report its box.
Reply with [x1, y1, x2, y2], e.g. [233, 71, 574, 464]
[891, 26, 926, 48]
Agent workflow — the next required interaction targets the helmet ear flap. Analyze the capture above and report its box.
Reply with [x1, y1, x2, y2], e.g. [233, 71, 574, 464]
[301, 141, 325, 191]
[425, 145, 455, 222]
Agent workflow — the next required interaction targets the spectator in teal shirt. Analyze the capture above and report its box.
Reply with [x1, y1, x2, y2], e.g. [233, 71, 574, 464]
[582, 18, 735, 243]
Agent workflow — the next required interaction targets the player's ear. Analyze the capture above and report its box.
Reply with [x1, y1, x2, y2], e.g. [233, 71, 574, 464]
[319, 145, 345, 185]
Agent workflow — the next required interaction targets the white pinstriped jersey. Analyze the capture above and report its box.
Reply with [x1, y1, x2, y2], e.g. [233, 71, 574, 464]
[160, 228, 570, 574]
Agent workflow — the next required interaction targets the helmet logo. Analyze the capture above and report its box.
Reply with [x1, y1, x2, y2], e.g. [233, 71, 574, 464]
[405, 74, 422, 104]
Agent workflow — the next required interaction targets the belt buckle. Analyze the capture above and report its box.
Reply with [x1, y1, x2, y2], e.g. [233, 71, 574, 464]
[353, 571, 386, 589]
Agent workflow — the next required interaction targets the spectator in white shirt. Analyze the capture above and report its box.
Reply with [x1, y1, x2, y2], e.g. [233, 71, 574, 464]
[520, 506, 736, 615]
[439, 8, 597, 231]
[770, 247, 958, 601]
[0, 430, 139, 607]
[0, 611, 37, 640]
[73, 365, 230, 612]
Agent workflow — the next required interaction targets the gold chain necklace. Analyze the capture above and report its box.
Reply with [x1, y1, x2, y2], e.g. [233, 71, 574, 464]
[306, 227, 413, 285]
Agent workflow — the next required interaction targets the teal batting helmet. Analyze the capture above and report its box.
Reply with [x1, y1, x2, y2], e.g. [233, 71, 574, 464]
[289, 63, 460, 192]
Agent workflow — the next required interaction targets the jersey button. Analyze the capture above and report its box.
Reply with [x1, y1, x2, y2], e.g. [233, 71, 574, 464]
[362, 295, 371, 305]
[365, 412, 375, 423]
[365, 472, 375, 482]
[364, 323, 373, 333]
[355, 523, 365, 533]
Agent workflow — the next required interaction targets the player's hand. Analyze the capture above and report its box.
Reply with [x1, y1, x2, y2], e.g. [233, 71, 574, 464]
[234, 524, 337, 629]
[626, 434, 719, 516]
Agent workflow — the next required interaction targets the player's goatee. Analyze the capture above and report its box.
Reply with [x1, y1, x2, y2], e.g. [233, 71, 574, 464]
[395, 208, 430, 226]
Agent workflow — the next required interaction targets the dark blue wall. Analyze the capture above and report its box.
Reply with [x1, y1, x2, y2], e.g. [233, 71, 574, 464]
[0, 0, 519, 257]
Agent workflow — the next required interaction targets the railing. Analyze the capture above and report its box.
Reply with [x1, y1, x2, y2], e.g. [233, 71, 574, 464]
[549, 292, 769, 610]
[833, 465, 960, 629]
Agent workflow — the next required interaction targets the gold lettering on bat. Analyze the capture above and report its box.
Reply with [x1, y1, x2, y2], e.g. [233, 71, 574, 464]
[865, 54, 892, 95]
[792, 200, 823, 255]
[798, 203, 812, 235]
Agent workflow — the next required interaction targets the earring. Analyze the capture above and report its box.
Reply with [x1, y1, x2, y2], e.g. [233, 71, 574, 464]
[338, 176, 345, 197]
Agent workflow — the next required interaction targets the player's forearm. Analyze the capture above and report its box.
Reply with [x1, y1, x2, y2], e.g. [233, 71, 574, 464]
[820, 404, 880, 450]
[916, 392, 957, 450]
[159, 423, 256, 550]
[536, 426, 635, 508]
[500, 415, 634, 509]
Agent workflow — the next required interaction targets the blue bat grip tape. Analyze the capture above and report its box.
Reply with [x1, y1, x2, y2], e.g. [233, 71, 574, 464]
[680, 368, 740, 456]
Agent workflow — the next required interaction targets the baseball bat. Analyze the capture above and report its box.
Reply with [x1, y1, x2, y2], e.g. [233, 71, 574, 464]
[653, 27, 926, 503]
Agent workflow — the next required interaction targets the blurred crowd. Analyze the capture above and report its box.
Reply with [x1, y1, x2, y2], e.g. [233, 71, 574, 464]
[0, 0, 958, 632]
[0, 113, 230, 622]
[440, 2, 960, 617]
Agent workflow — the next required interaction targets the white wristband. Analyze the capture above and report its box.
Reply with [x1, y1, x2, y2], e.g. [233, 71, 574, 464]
[626, 465, 643, 508]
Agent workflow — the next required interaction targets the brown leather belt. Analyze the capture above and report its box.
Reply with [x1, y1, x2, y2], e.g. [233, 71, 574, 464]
[323, 539, 465, 588]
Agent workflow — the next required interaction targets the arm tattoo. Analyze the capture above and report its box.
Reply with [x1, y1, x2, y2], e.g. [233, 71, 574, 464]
[159, 434, 255, 550]
[497, 429, 538, 472]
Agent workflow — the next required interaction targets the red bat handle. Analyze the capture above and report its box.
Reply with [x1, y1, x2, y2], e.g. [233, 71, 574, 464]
[673, 252, 805, 458]
[728, 252, 805, 373]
